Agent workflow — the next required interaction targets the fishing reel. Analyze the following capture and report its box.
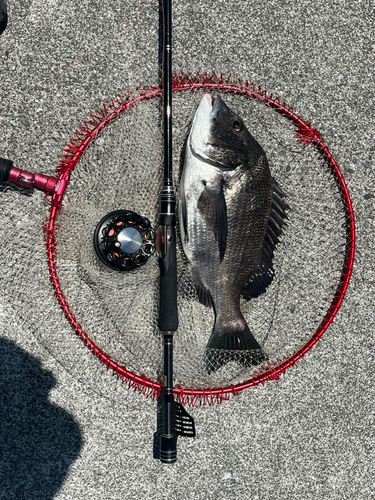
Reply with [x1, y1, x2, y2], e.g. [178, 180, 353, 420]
[94, 210, 156, 271]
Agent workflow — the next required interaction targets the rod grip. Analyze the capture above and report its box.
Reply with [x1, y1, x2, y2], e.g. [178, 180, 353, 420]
[158, 224, 178, 333]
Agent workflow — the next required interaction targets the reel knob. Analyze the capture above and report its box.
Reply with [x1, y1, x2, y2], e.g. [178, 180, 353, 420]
[94, 210, 156, 271]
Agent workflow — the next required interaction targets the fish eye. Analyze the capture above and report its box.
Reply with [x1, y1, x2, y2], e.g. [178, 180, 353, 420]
[231, 119, 242, 132]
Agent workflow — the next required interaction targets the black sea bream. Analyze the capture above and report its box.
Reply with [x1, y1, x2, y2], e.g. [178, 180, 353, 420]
[178, 94, 288, 371]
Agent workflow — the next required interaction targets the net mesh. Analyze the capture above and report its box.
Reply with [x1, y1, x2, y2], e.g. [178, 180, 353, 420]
[52, 79, 350, 393]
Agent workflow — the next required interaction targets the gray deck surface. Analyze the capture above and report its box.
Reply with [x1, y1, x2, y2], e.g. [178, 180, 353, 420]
[0, 1, 374, 499]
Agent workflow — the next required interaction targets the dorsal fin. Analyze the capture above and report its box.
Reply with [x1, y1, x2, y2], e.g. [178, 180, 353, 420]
[242, 181, 289, 300]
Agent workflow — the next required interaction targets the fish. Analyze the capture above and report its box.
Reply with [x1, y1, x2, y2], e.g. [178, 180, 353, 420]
[178, 93, 288, 372]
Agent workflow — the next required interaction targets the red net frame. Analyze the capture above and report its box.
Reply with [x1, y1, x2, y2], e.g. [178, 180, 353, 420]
[43, 72, 355, 406]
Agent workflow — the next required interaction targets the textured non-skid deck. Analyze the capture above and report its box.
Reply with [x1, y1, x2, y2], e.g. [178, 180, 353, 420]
[0, 1, 373, 499]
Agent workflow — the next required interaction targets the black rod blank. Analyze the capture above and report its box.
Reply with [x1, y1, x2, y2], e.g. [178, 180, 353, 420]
[162, 0, 172, 183]
[159, 0, 178, 464]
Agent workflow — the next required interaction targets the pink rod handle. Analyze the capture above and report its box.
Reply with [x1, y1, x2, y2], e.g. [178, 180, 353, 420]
[8, 167, 58, 193]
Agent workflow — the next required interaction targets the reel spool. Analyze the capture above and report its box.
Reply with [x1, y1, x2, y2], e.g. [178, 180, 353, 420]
[94, 210, 156, 271]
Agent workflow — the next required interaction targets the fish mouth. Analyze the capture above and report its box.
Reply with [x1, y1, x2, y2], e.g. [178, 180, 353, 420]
[210, 94, 223, 115]
[214, 92, 227, 108]
[193, 93, 221, 124]
[198, 93, 221, 113]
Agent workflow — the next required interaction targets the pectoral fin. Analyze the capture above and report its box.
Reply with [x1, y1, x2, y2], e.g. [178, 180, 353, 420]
[197, 180, 227, 262]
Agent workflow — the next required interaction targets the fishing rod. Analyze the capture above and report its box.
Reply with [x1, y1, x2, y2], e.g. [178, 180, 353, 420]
[158, 0, 178, 464]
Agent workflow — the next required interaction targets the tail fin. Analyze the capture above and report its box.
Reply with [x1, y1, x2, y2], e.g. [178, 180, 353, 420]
[205, 319, 267, 373]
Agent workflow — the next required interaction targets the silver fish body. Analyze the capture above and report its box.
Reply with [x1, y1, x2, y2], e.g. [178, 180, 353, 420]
[178, 94, 287, 371]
